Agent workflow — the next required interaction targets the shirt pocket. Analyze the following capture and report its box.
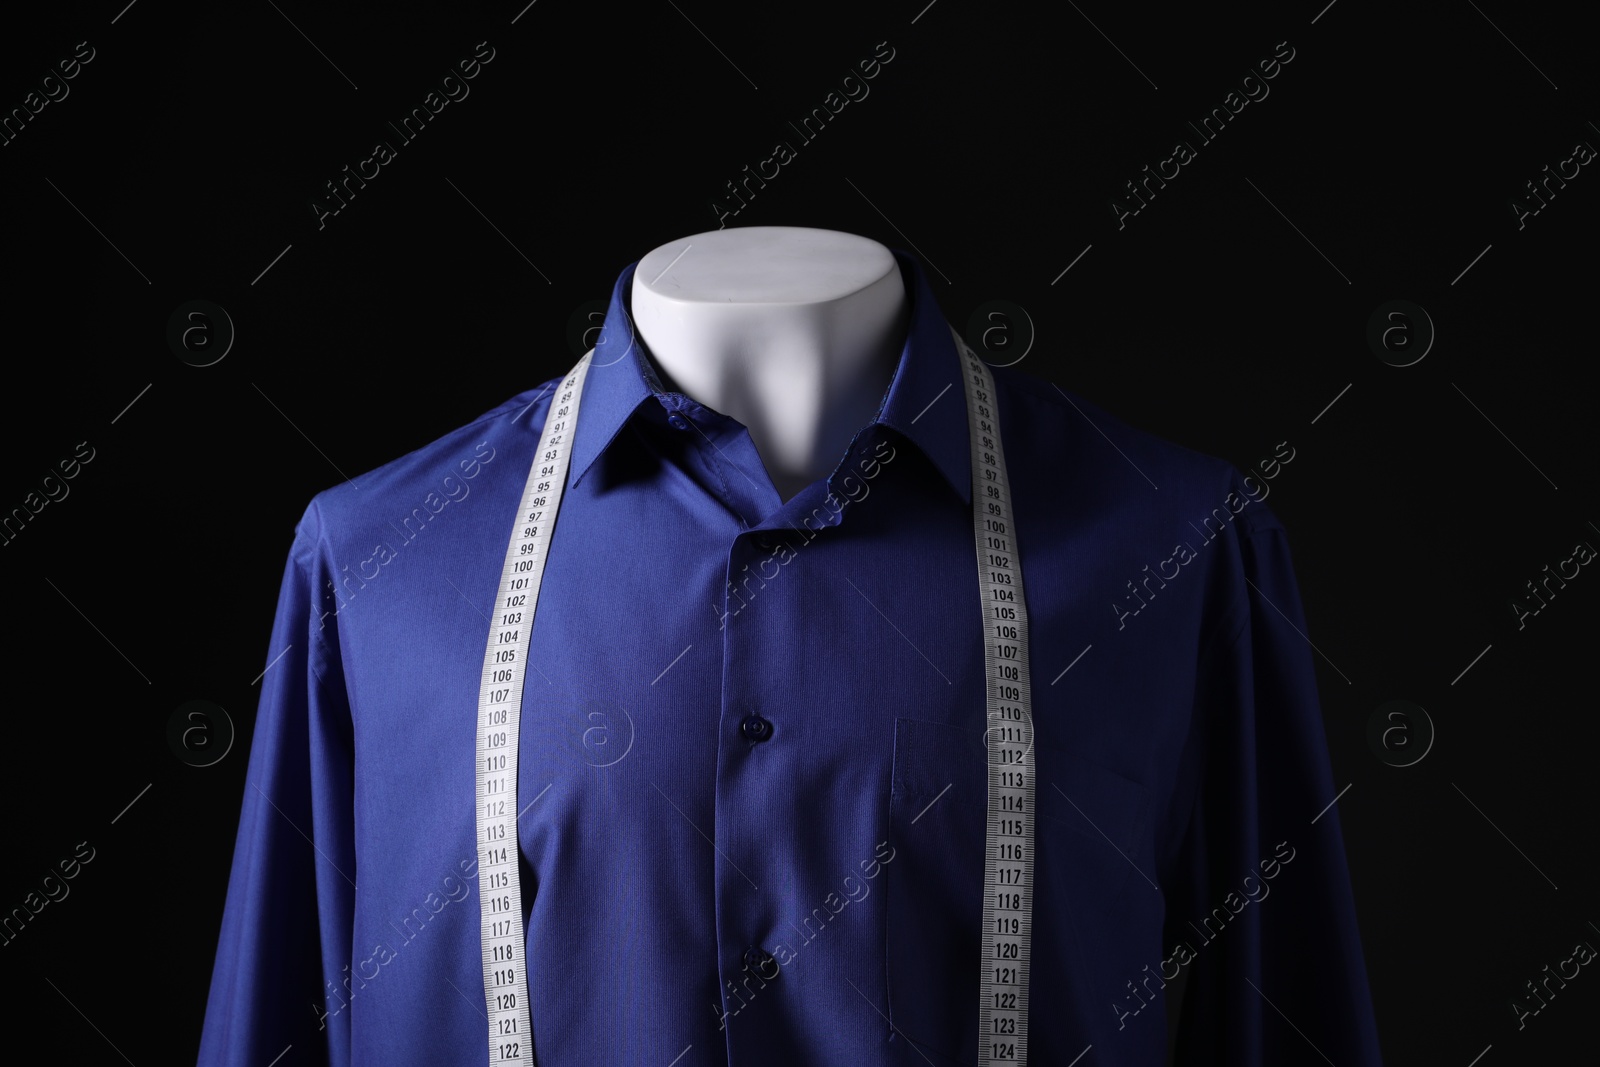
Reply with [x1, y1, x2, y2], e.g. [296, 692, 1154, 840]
[884, 716, 1152, 1064]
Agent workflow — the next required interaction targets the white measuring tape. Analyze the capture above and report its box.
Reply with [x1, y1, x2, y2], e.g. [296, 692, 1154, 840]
[958, 326, 1036, 1065]
[475, 330, 1035, 1064]
[475, 354, 593, 1063]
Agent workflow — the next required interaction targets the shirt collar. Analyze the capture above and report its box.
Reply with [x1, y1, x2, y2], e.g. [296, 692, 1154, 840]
[566, 247, 972, 506]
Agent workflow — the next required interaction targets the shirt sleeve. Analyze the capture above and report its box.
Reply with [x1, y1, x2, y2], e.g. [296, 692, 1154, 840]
[197, 502, 356, 1067]
[1158, 486, 1384, 1066]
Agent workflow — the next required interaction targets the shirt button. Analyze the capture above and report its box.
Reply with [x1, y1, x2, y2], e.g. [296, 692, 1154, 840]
[743, 946, 778, 978]
[740, 714, 772, 742]
[666, 412, 691, 431]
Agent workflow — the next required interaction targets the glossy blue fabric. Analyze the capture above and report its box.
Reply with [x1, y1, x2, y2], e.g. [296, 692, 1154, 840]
[197, 250, 1383, 1066]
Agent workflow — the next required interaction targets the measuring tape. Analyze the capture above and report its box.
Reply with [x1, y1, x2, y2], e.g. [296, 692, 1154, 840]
[474, 330, 1036, 1064]
[958, 326, 1036, 1065]
[475, 354, 593, 1064]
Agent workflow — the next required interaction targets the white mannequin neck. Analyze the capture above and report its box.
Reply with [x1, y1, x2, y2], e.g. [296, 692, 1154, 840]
[630, 226, 909, 504]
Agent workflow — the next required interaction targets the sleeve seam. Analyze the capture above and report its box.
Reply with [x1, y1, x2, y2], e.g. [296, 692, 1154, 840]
[295, 497, 342, 681]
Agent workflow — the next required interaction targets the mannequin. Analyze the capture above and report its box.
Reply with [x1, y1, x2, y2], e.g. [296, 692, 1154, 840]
[630, 226, 910, 504]
[196, 220, 1384, 1065]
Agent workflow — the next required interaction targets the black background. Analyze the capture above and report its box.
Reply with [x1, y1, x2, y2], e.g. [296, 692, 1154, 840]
[1, 1, 1595, 1063]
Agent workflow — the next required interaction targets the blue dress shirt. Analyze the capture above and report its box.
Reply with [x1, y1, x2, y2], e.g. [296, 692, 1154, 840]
[197, 249, 1384, 1066]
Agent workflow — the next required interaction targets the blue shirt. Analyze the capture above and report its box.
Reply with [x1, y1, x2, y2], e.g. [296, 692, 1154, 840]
[197, 250, 1384, 1067]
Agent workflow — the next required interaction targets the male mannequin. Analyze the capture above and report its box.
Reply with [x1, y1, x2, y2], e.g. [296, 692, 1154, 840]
[630, 227, 909, 504]
[197, 225, 1383, 1067]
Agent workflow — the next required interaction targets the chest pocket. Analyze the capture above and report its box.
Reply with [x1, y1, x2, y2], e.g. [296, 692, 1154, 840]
[885, 716, 1153, 1063]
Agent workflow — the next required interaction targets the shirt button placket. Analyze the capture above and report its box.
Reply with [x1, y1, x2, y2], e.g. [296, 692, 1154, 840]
[717, 533, 784, 1046]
